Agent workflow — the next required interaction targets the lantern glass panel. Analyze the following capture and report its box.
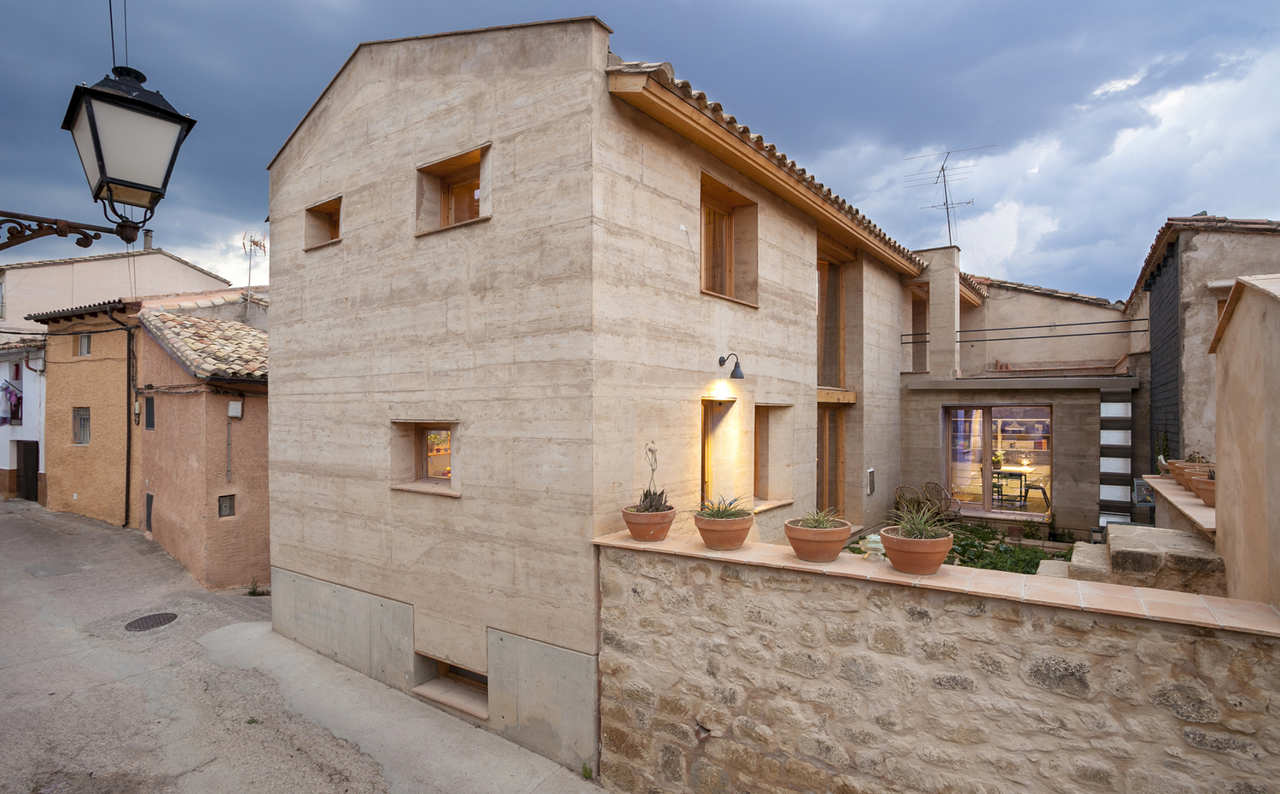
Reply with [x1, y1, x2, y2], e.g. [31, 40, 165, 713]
[70, 104, 100, 195]
[90, 98, 184, 207]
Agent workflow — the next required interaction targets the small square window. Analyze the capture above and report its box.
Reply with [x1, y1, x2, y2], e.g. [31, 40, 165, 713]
[304, 197, 342, 249]
[417, 145, 490, 234]
[700, 173, 758, 306]
[218, 494, 235, 517]
[390, 421, 459, 495]
[76, 334, 92, 356]
[72, 407, 90, 444]
[144, 396, 155, 430]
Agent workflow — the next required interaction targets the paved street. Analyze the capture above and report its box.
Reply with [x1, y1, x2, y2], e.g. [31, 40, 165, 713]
[0, 500, 597, 794]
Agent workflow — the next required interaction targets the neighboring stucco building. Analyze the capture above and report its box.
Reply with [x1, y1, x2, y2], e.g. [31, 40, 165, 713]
[267, 17, 935, 770]
[132, 310, 270, 589]
[29, 289, 268, 545]
[1126, 215, 1280, 465]
[1209, 273, 1280, 608]
[0, 238, 230, 334]
[0, 338, 46, 502]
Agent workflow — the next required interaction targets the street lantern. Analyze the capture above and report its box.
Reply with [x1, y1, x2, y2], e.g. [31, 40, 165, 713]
[60, 65, 196, 243]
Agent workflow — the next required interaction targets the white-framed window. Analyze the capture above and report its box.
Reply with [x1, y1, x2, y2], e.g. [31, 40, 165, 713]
[76, 334, 92, 356]
[72, 407, 91, 444]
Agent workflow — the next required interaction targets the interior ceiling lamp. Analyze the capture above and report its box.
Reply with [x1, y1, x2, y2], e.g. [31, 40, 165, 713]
[718, 352, 745, 379]
[62, 64, 197, 243]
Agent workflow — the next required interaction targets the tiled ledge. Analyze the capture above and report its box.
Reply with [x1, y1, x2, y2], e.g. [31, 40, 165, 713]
[593, 531, 1280, 639]
[1144, 474, 1215, 535]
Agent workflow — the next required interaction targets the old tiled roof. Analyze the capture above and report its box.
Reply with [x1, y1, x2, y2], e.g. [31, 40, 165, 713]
[968, 275, 1118, 308]
[0, 248, 230, 286]
[142, 287, 269, 311]
[606, 58, 926, 272]
[1126, 215, 1280, 309]
[26, 299, 139, 323]
[0, 337, 45, 353]
[139, 310, 268, 381]
[958, 271, 989, 299]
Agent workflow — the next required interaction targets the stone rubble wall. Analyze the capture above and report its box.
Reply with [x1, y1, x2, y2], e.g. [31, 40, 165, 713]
[598, 546, 1279, 793]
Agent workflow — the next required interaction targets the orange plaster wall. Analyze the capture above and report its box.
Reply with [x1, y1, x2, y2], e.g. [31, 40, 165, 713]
[43, 317, 131, 525]
[131, 329, 270, 589]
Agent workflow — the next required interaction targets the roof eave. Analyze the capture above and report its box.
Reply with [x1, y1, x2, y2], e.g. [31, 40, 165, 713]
[607, 71, 922, 277]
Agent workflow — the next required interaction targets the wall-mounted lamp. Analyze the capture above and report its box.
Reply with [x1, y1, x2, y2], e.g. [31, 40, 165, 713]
[718, 352, 744, 379]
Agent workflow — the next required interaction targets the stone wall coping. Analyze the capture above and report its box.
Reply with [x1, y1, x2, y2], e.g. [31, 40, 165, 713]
[594, 530, 1280, 639]
[1144, 474, 1216, 533]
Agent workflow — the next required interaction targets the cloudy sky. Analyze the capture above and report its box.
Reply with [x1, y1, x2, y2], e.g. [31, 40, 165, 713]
[2, 1, 1277, 299]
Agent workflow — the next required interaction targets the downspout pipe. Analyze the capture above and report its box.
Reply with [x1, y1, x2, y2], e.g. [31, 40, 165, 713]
[107, 311, 133, 528]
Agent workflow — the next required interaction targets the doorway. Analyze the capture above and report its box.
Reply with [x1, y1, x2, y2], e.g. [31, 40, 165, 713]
[16, 441, 38, 502]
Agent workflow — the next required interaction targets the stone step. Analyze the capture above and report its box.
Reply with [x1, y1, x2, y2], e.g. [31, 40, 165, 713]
[1036, 559, 1069, 578]
[1068, 541, 1111, 582]
[1106, 523, 1226, 596]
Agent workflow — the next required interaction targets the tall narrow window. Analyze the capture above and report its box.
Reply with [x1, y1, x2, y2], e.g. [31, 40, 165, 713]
[816, 405, 845, 515]
[72, 407, 91, 445]
[700, 399, 732, 506]
[144, 396, 155, 430]
[417, 145, 490, 234]
[420, 426, 453, 483]
[817, 261, 844, 388]
[76, 334, 92, 356]
[911, 293, 929, 373]
[700, 173, 758, 305]
[304, 196, 342, 249]
[947, 408, 985, 506]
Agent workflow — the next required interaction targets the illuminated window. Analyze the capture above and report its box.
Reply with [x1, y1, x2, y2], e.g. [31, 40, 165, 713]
[700, 173, 758, 305]
[420, 426, 453, 483]
[417, 145, 490, 234]
[946, 405, 1052, 514]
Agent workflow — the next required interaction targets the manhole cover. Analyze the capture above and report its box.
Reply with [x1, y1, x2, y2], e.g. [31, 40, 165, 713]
[125, 612, 177, 632]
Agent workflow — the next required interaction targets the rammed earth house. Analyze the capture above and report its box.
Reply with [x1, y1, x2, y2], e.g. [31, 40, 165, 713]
[266, 17, 1164, 770]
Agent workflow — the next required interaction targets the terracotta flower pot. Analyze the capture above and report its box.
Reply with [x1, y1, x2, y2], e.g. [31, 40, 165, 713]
[1176, 465, 1210, 490]
[621, 507, 676, 542]
[1190, 477, 1216, 508]
[693, 514, 753, 551]
[880, 526, 954, 575]
[784, 519, 853, 562]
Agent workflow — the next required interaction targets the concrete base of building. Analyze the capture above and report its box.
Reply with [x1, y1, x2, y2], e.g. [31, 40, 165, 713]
[270, 567, 599, 773]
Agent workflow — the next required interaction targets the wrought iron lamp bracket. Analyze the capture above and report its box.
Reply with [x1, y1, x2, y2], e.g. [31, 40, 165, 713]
[0, 210, 133, 252]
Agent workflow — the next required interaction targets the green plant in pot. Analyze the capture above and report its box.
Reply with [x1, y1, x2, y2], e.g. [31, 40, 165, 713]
[694, 495, 754, 551]
[621, 443, 676, 541]
[880, 502, 956, 575]
[991, 450, 1004, 470]
[784, 508, 853, 562]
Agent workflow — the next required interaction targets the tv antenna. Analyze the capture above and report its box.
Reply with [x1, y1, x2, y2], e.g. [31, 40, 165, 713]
[904, 145, 995, 246]
[242, 231, 267, 318]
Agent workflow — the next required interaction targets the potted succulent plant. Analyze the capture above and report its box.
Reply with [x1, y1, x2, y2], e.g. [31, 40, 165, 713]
[880, 502, 955, 575]
[784, 508, 853, 562]
[621, 442, 676, 541]
[694, 496, 754, 550]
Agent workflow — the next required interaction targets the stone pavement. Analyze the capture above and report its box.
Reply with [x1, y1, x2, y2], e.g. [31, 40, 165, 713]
[0, 500, 598, 793]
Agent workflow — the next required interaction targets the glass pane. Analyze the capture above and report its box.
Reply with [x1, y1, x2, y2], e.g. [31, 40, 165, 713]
[449, 179, 479, 224]
[90, 99, 182, 199]
[991, 406, 1051, 514]
[424, 429, 452, 480]
[948, 408, 984, 505]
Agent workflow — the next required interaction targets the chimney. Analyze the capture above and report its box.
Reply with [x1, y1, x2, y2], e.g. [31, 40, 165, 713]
[143, 229, 154, 250]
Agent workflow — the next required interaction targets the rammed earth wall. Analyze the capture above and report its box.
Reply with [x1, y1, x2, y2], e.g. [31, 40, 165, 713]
[598, 546, 1280, 793]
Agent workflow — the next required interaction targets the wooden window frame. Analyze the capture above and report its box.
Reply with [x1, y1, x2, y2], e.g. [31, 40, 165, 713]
[817, 260, 846, 389]
[417, 144, 491, 236]
[699, 172, 758, 307]
[816, 404, 846, 516]
[415, 423, 454, 485]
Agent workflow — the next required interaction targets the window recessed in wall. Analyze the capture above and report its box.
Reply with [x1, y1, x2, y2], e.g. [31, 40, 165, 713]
[946, 405, 1052, 516]
[416, 144, 491, 235]
[817, 261, 844, 387]
[75, 333, 92, 356]
[700, 398, 734, 506]
[700, 173, 758, 306]
[391, 420, 460, 496]
[144, 396, 155, 430]
[754, 404, 793, 512]
[218, 494, 236, 517]
[304, 196, 342, 250]
[72, 406, 90, 445]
